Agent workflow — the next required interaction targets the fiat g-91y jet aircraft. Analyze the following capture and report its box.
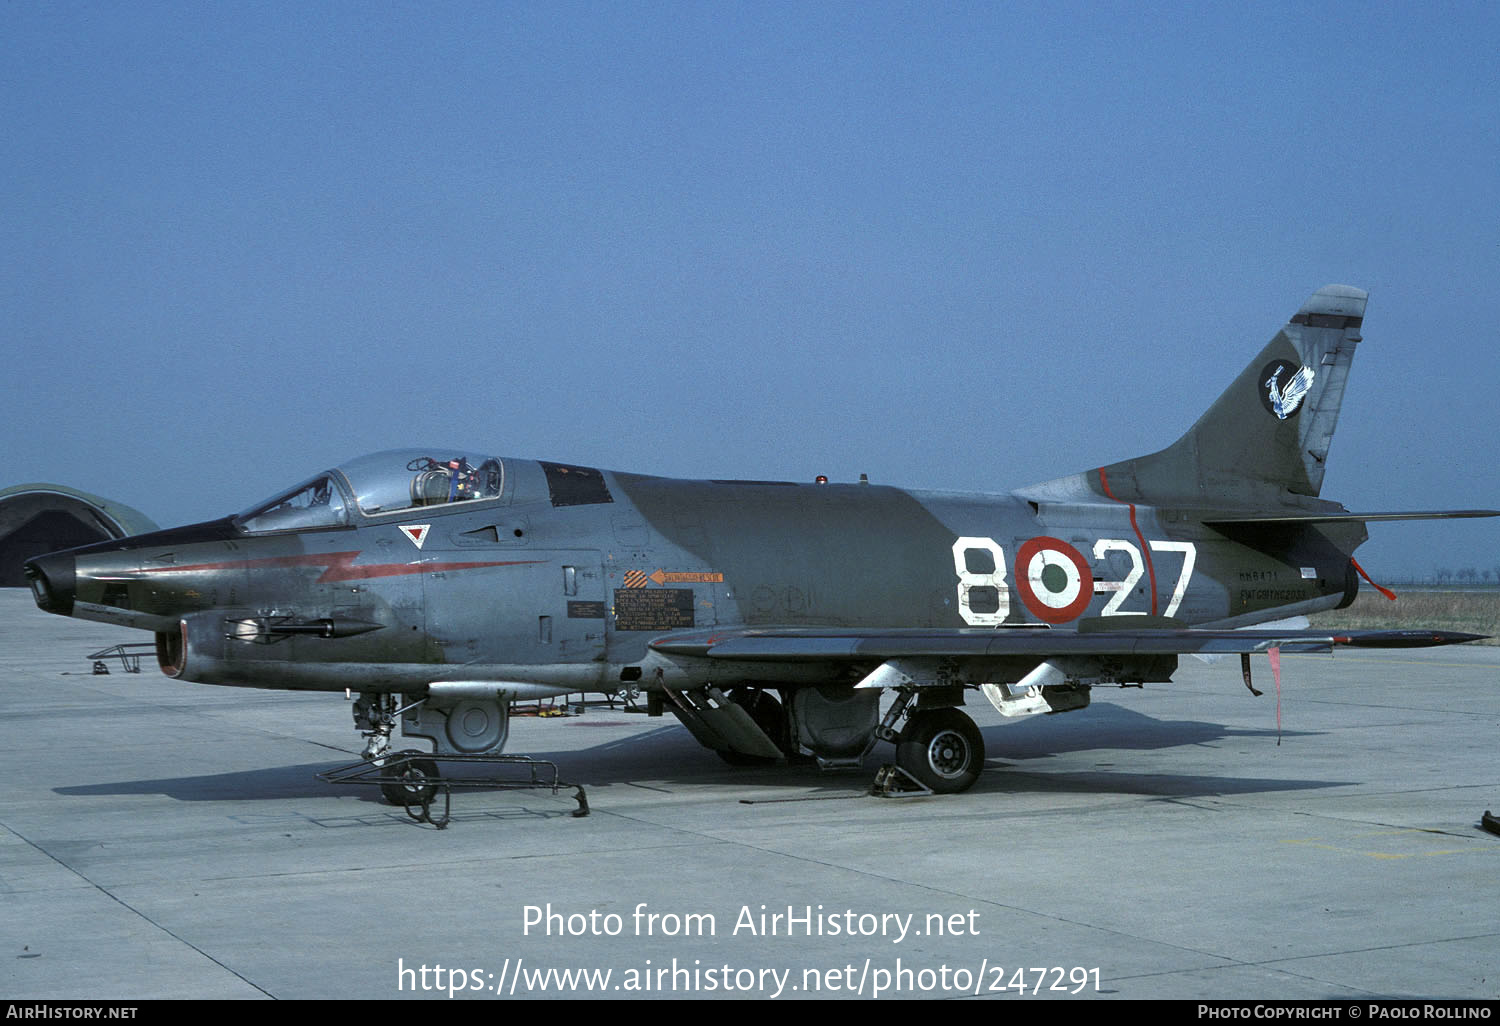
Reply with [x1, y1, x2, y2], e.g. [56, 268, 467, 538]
[24, 287, 1496, 796]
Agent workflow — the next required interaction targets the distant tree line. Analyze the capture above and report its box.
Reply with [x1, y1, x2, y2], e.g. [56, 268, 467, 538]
[1413, 567, 1500, 587]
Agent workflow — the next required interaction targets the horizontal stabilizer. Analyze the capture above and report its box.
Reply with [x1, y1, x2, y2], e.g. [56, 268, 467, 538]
[650, 626, 1486, 662]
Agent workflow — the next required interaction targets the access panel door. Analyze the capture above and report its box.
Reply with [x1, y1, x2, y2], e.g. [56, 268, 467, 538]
[422, 549, 606, 668]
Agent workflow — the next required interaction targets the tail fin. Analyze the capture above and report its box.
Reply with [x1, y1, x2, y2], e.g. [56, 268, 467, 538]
[1027, 285, 1368, 507]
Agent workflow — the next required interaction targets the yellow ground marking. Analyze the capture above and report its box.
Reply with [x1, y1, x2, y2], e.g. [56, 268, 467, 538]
[1280, 828, 1496, 860]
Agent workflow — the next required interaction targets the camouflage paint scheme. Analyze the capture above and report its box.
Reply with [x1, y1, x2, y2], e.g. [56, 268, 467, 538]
[23, 286, 1496, 793]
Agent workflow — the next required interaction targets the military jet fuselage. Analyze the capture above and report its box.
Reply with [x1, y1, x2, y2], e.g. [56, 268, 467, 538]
[24, 455, 1368, 689]
[23, 287, 1494, 796]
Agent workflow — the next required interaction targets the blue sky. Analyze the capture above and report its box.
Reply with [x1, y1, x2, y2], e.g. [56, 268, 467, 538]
[4, 2, 1497, 577]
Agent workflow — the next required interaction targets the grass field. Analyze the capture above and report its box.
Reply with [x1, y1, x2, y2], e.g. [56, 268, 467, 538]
[1309, 589, 1500, 645]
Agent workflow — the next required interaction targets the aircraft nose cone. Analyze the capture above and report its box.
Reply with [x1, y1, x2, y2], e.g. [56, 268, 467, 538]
[23, 551, 76, 616]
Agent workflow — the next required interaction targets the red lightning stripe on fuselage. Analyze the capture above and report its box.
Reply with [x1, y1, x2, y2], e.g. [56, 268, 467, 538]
[103, 551, 545, 583]
[1098, 467, 1159, 616]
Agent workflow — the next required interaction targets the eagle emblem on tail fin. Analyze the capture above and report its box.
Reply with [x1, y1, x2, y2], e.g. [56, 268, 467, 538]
[1264, 363, 1315, 420]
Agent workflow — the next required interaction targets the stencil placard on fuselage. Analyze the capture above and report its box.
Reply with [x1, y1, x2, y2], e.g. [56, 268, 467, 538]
[613, 588, 695, 631]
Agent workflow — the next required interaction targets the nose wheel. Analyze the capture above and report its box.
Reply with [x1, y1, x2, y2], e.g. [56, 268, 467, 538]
[895, 707, 985, 794]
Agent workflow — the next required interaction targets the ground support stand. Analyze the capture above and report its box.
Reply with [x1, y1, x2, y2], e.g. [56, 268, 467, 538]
[84, 643, 157, 674]
[318, 753, 589, 829]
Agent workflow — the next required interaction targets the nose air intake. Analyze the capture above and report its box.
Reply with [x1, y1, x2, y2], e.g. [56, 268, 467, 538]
[23, 551, 76, 616]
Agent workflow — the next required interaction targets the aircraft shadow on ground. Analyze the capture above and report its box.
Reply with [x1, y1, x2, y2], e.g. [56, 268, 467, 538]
[979, 699, 1316, 759]
[51, 704, 1345, 805]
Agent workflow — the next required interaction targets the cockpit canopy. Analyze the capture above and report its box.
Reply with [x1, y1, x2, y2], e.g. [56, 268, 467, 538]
[234, 449, 503, 534]
[339, 449, 503, 514]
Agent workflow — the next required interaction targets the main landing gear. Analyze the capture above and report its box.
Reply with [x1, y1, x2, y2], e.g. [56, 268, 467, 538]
[707, 685, 987, 795]
[873, 691, 986, 796]
[895, 707, 985, 794]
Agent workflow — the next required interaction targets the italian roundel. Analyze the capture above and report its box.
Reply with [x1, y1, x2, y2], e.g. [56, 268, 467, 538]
[1015, 537, 1095, 623]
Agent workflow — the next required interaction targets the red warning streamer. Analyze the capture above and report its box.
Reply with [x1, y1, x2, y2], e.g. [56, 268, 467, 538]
[1268, 646, 1283, 745]
[1351, 558, 1397, 601]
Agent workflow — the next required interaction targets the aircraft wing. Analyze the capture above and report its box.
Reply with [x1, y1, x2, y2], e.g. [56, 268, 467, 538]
[649, 625, 1485, 662]
[1204, 509, 1500, 526]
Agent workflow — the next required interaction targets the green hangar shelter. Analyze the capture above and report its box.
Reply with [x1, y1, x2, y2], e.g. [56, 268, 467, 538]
[0, 485, 157, 587]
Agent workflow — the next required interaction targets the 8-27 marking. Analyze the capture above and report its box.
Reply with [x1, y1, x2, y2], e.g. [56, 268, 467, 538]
[953, 536, 1197, 626]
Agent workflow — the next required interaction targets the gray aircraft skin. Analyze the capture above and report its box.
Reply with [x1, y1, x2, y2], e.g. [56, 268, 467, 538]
[23, 286, 1498, 795]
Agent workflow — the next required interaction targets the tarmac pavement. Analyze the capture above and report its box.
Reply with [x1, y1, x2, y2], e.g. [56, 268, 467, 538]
[1, 589, 1496, 1000]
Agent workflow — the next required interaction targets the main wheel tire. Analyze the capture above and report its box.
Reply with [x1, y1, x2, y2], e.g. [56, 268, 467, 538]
[895, 708, 985, 794]
[380, 750, 440, 806]
[716, 689, 788, 767]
